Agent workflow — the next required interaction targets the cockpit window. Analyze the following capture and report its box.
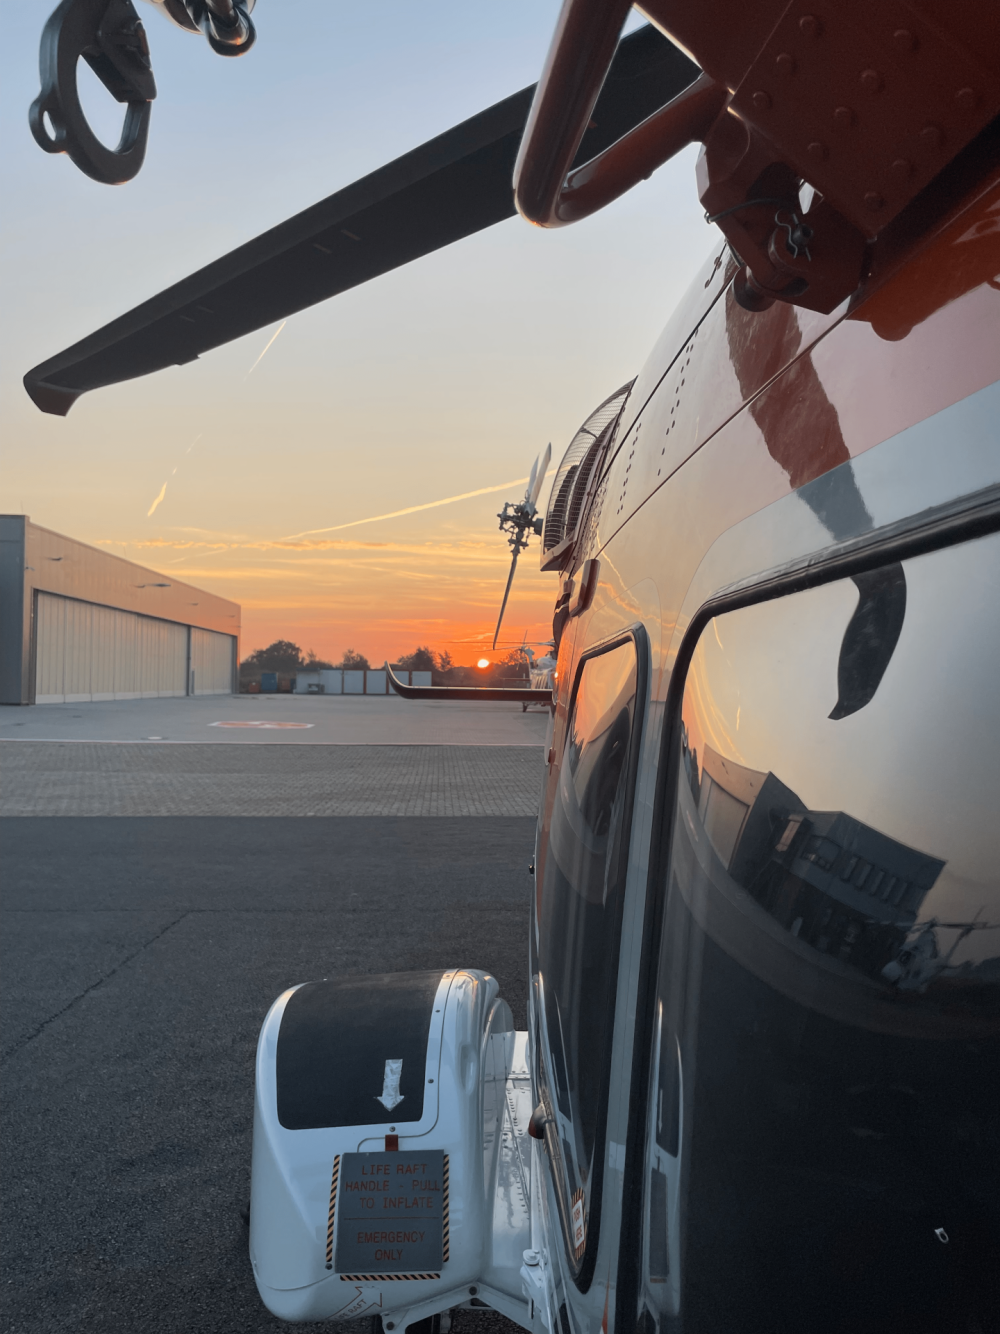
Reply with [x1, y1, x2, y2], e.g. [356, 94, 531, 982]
[641, 530, 1000, 1332]
[537, 636, 640, 1275]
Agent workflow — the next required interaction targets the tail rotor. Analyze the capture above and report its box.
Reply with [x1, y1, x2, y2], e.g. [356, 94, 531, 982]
[492, 444, 551, 648]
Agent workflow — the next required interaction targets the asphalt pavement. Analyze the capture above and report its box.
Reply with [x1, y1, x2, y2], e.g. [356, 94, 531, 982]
[1, 816, 535, 1334]
[0, 694, 550, 747]
[0, 743, 545, 818]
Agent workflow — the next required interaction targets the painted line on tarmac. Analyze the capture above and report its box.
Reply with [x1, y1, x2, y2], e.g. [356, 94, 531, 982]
[209, 721, 315, 729]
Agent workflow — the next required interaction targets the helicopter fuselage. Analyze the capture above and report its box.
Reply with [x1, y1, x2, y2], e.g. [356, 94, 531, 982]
[250, 148, 1000, 1333]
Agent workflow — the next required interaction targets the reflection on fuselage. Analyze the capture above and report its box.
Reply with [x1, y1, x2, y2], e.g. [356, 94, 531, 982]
[644, 537, 1000, 1331]
[536, 638, 639, 1274]
[681, 735, 982, 993]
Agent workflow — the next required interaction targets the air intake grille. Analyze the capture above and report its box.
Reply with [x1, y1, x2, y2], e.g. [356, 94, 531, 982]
[541, 382, 633, 571]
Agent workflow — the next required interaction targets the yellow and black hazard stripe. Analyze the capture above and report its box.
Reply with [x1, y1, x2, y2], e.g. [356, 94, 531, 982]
[572, 1186, 586, 1261]
[325, 1156, 340, 1271]
[329, 1151, 450, 1281]
[442, 1153, 450, 1263]
[340, 1273, 441, 1282]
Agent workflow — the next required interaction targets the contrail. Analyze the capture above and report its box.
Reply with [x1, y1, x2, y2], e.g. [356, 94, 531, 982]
[146, 433, 202, 518]
[245, 320, 287, 378]
[281, 471, 553, 540]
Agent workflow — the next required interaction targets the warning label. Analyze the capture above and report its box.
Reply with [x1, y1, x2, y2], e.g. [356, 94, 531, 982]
[334, 1151, 445, 1275]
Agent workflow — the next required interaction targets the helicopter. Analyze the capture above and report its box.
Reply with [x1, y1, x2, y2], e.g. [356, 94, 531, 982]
[23, 1, 1000, 1332]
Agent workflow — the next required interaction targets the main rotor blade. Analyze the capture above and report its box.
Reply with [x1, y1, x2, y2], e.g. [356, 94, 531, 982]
[24, 25, 697, 415]
[528, 441, 552, 507]
[525, 454, 540, 505]
[493, 547, 521, 650]
[386, 661, 550, 703]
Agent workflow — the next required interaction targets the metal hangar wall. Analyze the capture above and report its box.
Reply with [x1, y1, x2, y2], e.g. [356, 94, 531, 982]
[0, 516, 241, 706]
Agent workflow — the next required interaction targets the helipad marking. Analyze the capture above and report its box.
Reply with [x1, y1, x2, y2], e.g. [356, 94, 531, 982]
[209, 721, 315, 729]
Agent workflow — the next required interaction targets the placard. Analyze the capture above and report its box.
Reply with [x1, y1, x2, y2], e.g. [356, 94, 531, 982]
[333, 1150, 447, 1278]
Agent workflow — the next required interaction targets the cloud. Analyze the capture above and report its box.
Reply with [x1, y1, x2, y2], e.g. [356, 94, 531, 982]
[96, 536, 499, 557]
[245, 321, 287, 378]
[165, 525, 249, 539]
[131, 465, 554, 555]
[280, 473, 551, 539]
[146, 482, 168, 517]
[145, 434, 202, 519]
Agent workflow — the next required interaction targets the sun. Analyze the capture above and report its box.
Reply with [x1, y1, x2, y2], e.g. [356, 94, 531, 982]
[477, 658, 490, 669]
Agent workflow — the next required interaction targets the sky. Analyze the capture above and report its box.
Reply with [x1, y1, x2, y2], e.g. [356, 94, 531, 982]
[1, 1, 712, 666]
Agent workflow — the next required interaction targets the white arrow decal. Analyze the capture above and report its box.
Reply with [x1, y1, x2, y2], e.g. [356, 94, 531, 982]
[330, 1286, 383, 1320]
[377, 1058, 404, 1111]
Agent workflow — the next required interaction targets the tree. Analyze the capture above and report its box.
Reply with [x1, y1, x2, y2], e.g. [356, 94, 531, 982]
[499, 648, 530, 680]
[396, 646, 437, 674]
[338, 649, 370, 670]
[437, 649, 453, 672]
[241, 640, 304, 673]
[305, 649, 335, 669]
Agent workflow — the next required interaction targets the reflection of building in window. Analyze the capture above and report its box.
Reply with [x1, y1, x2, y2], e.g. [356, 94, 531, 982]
[695, 748, 762, 866]
[775, 817, 802, 854]
[689, 743, 946, 980]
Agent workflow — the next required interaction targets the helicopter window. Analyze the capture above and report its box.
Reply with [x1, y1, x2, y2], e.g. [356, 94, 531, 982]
[536, 635, 641, 1277]
[639, 529, 1000, 1332]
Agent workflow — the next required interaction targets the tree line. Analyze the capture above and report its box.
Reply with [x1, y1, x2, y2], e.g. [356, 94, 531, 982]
[240, 641, 528, 685]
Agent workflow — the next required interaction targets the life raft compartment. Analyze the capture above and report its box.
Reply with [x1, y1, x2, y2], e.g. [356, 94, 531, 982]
[250, 967, 523, 1324]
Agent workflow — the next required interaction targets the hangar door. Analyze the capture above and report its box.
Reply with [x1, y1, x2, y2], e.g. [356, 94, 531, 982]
[190, 627, 235, 695]
[35, 593, 188, 703]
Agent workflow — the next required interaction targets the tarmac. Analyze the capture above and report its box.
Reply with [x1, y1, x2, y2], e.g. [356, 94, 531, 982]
[0, 694, 544, 1334]
[0, 692, 551, 747]
[0, 744, 546, 817]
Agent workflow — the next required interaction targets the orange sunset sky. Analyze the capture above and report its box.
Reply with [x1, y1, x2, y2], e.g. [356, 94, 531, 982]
[2, 2, 710, 665]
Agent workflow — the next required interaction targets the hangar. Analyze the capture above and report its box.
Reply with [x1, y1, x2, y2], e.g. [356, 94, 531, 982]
[0, 516, 241, 706]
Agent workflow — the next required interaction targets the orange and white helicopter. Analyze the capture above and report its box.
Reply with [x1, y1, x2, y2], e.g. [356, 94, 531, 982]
[25, 1, 1000, 1330]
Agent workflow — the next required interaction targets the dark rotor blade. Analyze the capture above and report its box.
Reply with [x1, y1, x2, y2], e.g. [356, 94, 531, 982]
[386, 662, 549, 704]
[493, 546, 521, 650]
[24, 25, 698, 415]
